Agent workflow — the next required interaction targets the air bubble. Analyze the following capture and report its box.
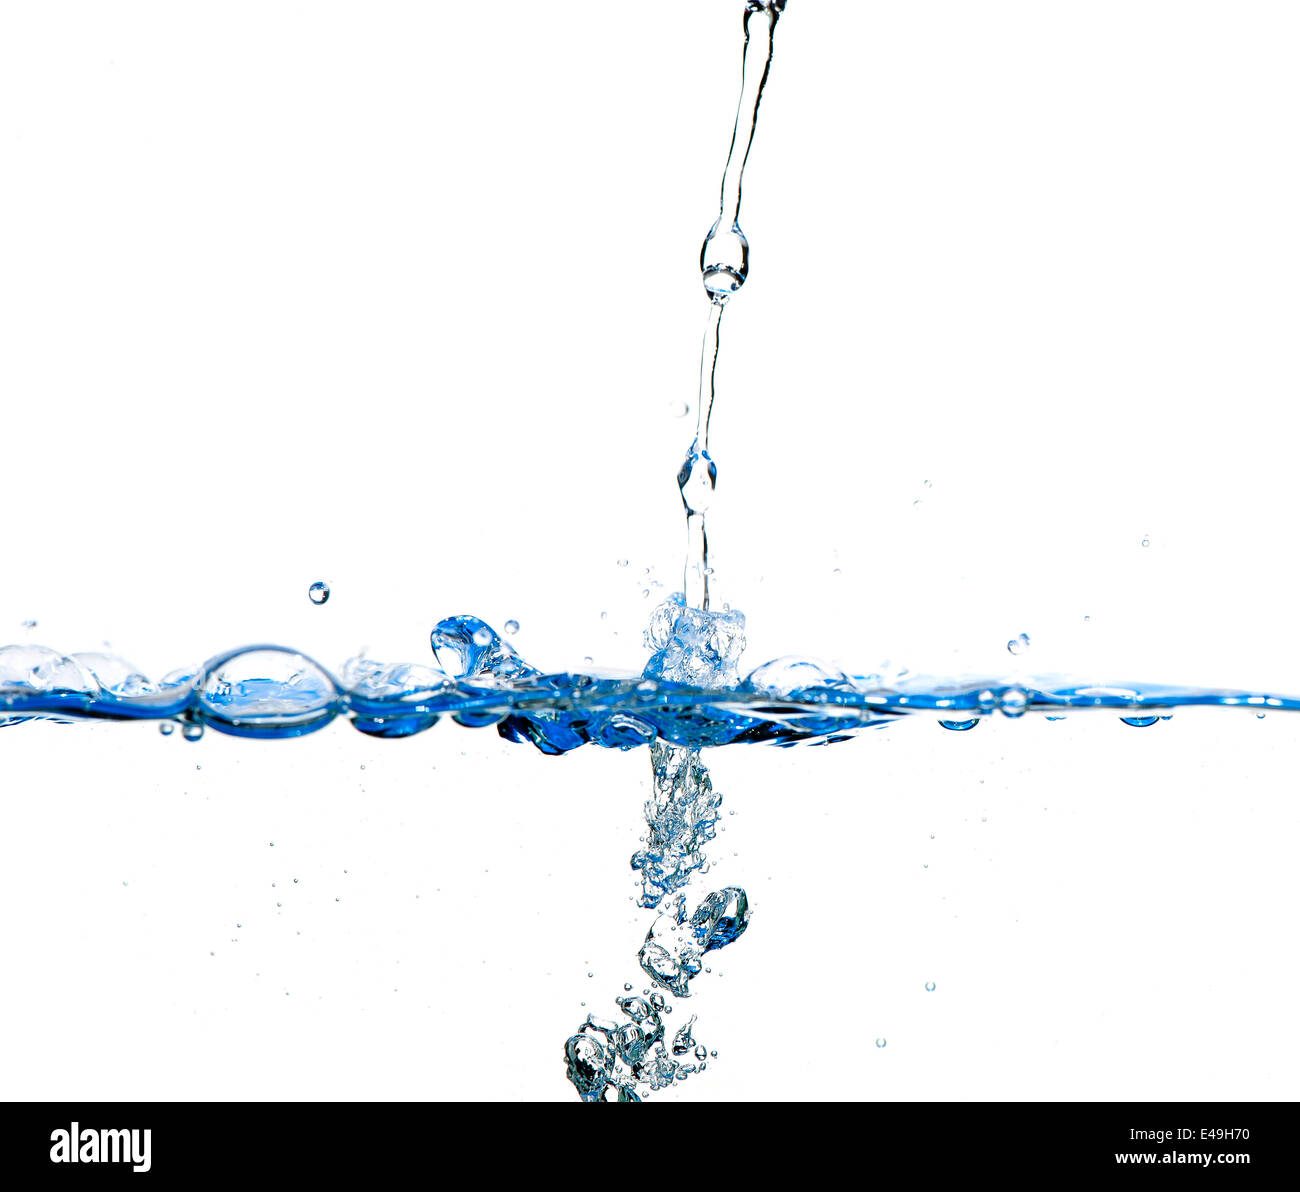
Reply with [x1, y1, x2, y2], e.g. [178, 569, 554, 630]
[472, 627, 493, 648]
[308, 581, 330, 605]
[504, 620, 520, 636]
[925, 981, 936, 992]
[1000, 688, 1028, 718]
[875, 1038, 887, 1049]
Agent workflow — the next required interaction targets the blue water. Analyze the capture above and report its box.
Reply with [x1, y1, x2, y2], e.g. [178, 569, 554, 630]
[4, 605, 1292, 749]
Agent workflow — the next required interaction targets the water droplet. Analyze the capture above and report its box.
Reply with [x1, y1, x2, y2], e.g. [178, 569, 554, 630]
[938, 718, 979, 732]
[925, 981, 936, 992]
[624, 983, 633, 992]
[181, 723, 204, 742]
[1007, 632, 1030, 656]
[617, 559, 629, 568]
[1120, 715, 1160, 728]
[308, 581, 330, 605]
[158, 722, 175, 736]
[670, 401, 690, 418]
[1140, 536, 1150, 548]
[504, 620, 520, 636]
[700, 218, 749, 300]
[875, 1037, 887, 1049]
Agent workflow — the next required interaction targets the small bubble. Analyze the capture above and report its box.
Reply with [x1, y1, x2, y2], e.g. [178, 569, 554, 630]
[159, 722, 175, 737]
[21, 619, 37, 630]
[695, 1044, 708, 1062]
[504, 619, 520, 636]
[308, 581, 330, 605]
[925, 981, 936, 992]
[1140, 535, 1150, 548]
[472, 627, 493, 647]
[624, 983, 633, 992]
[182, 723, 204, 742]
[1001, 688, 1028, 717]
[875, 1037, 887, 1049]
[1007, 632, 1030, 656]
[616, 559, 629, 568]
[670, 401, 689, 418]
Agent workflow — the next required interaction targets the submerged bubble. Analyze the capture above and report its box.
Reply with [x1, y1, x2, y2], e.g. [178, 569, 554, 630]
[308, 581, 330, 605]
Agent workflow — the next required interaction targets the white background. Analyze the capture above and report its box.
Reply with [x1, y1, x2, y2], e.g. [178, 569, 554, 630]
[2, 0, 1299, 1101]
